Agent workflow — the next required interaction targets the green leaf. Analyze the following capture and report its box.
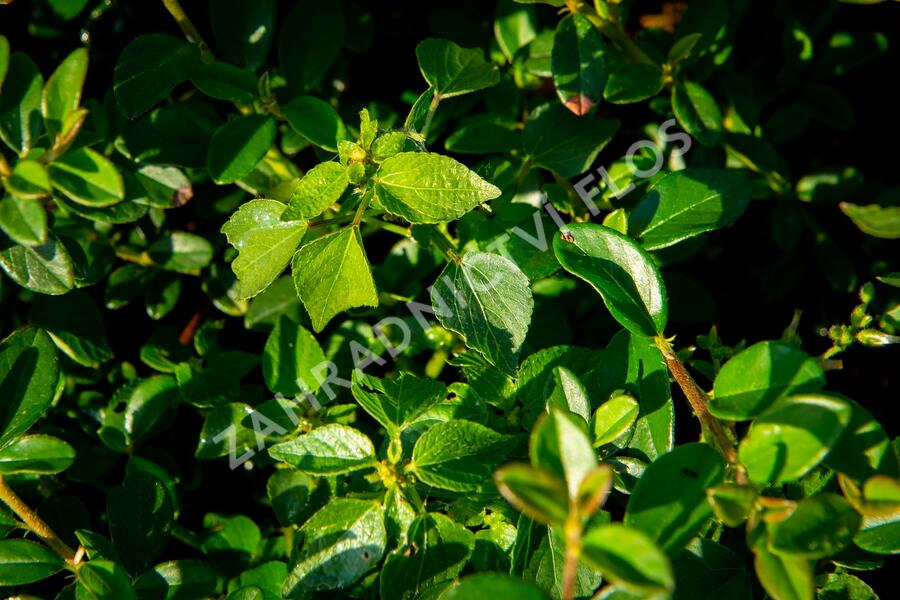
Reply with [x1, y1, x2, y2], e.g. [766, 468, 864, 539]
[753, 547, 813, 600]
[591, 394, 639, 449]
[430, 252, 533, 374]
[30, 290, 113, 367]
[269, 424, 375, 475]
[191, 61, 258, 103]
[580, 523, 674, 593]
[544, 366, 590, 423]
[133, 560, 217, 600]
[825, 397, 899, 480]
[672, 80, 722, 146]
[200, 513, 261, 558]
[840, 203, 900, 239]
[148, 232, 213, 274]
[283, 498, 385, 595]
[415, 38, 500, 98]
[278, 0, 345, 92]
[625, 443, 724, 554]
[113, 34, 201, 118]
[0, 434, 75, 474]
[282, 96, 346, 152]
[207, 115, 277, 184]
[222, 200, 305, 299]
[282, 161, 349, 221]
[494, 463, 570, 525]
[524, 526, 603, 598]
[0, 327, 59, 449]
[76, 560, 137, 600]
[210, 0, 275, 71]
[494, 1, 537, 62]
[769, 493, 861, 558]
[672, 538, 752, 600]
[0, 195, 47, 245]
[7, 158, 52, 200]
[379, 513, 474, 600]
[710, 341, 825, 420]
[738, 394, 852, 484]
[374, 152, 501, 223]
[0, 35, 8, 91]
[0, 539, 65, 586]
[0, 52, 43, 155]
[553, 223, 668, 338]
[551, 13, 607, 116]
[604, 55, 664, 104]
[108, 471, 174, 575]
[291, 226, 378, 332]
[818, 573, 877, 600]
[707, 484, 757, 527]
[228, 561, 288, 600]
[530, 408, 597, 499]
[42, 47, 87, 138]
[594, 330, 675, 460]
[267, 470, 309, 527]
[0, 232, 74, 294]
[443, 573, 550, 600]
[444, 114, 521, 155]
[628, 168, 752, 251]
[523, 103, 619, 178]
[49, 147, 125, 207]
[262, 316, 326, 396]
[351, 370, 447, 435]
[411, 419, 513, 491]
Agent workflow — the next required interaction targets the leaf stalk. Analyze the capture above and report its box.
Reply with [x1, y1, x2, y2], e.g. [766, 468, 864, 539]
[0, 475, 78, 565]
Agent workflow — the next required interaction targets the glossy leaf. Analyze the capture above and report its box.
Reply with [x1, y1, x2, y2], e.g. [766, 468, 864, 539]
[0, 327, 59, 449]
[672, 79, 722, 146]
[42, 47, 87, 137]
[753, 547, 813, 600]
[628, 168, 752, 251]
[0, 52, 43, 155]
[133, 560, 217, 600]
[0, 434, 75, 474]
[738, 394, 851, 484]
[0, 233, 74, 295]
[0, 539, 65, 586]
[553, 223, 668, 338]
[551, 13, 607, 115]
[580, 523, 674, 593]
[711, 341, 825, 420]
[523, 103, 619, 177]
[530, 408, 597, 499]
[282, 96, 345, 152]
[494, 463, 569, 525]
[207, 115, 277, 184]
[840, 203, 900, 239]
[113, 34, 201, 118]
[108, 471, 174, 575]
[278, 0, 345, 92]
[49, 147, 125, 207]
[0, 195, 47, 245]
[431, 252, 533, 374]
[768, 493, 861, 558]
[625, 443, 724, 554]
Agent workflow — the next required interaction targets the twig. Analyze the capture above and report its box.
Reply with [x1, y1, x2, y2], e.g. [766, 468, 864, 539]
[179, 305, 207, 346]
[561, 514, 581, 600]
[0, 475, 77, 565]
[654, 337, 744, 478]
[161, 0, 214, 63]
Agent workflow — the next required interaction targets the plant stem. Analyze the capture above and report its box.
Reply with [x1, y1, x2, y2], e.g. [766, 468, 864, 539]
[654, 337, 742, 469]
[161, 0, 214, 62]
[421, 94, 441, 141]
[561, 514, 581, 600]
[352, 190, 373, 227]
[429, 228, 461, 264]
[365, 219, 410, 237]
[586, 13, 658, 67]
[0, 475, 77, 565]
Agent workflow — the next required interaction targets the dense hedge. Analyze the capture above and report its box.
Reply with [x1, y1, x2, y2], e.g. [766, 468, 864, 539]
[1, 1, 899, 599]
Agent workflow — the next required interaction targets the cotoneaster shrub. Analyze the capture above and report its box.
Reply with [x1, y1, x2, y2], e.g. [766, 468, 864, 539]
[1, 0, 899, 599]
